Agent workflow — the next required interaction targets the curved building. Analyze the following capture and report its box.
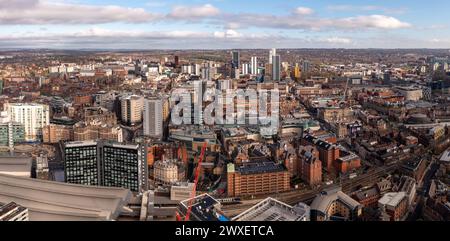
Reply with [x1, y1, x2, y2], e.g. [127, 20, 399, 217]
[0, 173, 132, 221]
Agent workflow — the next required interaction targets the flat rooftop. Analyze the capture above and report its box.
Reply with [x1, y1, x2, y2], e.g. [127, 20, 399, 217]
[379, 192, 406, 208]
[0, 156, 32, 177]
[235, 161, 286, 175]
[232, 198, 309, 221]
[180, 193, 227, 221]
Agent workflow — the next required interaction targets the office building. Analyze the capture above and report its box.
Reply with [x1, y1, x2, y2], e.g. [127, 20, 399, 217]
[73, 123, 123, 143]
[42, 124, 73, 143]
[170, 182, 195, 201]
[294, 63, 301, 79]
[0, 202, 29, 221]
[298, 146, 322, 186]
[378, 192, 408, 221]
[0, 121, 25, 148]
[227, 161, 290, 197]
[153, 159, 182, 185]
[36, 155, 50, 180]
[383, 71, 391, 85]
[242, 63, 249, 75]
[64, 141, 99, 186]
[63, 140, 148, 193]
[335, 151, 361, 174]
[302, 60, 311, 74]
[302, 135, 340, 172]
[232, 198, 310, 221]
[231, 51, 240, 69]
[5, 103, 50, 141]
[272, 55, 281, 81]
[250, 56, 258, 75]
[143, 98, 163, 138]
[120, 95, 144, 125]
[269, 48, 276, 64]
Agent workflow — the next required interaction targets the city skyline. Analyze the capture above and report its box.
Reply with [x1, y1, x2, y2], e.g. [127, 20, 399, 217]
[1, 0, 450, 49]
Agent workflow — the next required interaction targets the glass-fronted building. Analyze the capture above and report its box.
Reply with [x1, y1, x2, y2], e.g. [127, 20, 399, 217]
[0, 122, 26, 147]
[63, 141, 99, 186]
[63, 140, 147, 193]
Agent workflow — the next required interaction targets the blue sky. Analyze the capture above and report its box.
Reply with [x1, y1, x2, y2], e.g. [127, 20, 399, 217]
[0, 0, 449, 49]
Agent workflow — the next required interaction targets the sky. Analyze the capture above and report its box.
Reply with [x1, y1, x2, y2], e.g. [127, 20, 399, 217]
[0, 0, 450, 49]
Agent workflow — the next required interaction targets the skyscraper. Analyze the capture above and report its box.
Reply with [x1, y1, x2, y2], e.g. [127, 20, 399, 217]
[294, 63, 301, 79]
[302, 60, 311, 74]
[269, 48, 276, 64]
[5, 103, 50, 141]
[250, 56, 258, 75]
[242, 63, 249, 75]
[143, 98, 163, 138]
[63, 140, 148, 193]
[231, 51, 240, 69]
[120, 95, 144, 126]
[272, 55, 281, 81]
[174, 55, 179, 67]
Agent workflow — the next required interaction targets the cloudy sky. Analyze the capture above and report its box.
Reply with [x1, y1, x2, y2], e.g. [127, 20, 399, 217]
[0, 0, 449, 49]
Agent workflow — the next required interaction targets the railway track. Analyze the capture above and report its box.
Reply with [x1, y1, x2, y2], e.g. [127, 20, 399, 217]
[222, 165, 397, 217]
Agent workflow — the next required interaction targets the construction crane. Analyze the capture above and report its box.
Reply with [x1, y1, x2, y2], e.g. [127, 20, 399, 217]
[175, 142, 208, 221]
[339, 77, 350, 108]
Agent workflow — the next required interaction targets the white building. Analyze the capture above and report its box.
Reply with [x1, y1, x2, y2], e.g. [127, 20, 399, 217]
[143, 98, 163, 138]
[120, 95, 144, 125]
[242, 63, 249, 75]
[250, 56, 258, 75]
[5, 103, 50, 141]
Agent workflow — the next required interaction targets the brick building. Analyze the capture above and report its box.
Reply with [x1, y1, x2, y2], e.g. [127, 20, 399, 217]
[227, 161, 290, 197]
[298, 146, 322, 186]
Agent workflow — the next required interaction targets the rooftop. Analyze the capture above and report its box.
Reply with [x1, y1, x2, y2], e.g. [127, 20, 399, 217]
[234, 161, 287, 175]
[311, 187, 361, 214]
[0, 202, 27, 221]
[179, 193, 228, 221]
[379, 192, 406, 208]
[232, 197, 310, 221]
[439, 149, 450, 162]
[0, 173, 132, 221]
[0, 156, 32, 178]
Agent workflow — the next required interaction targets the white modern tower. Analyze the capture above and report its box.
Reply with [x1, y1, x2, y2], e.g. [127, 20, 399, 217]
[5, 103, 50, 141]
[143, 98, 163, 138]
[250, 56, 258, 75]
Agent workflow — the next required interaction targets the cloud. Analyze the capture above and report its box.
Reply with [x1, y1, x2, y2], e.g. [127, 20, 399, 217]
[338, 15, 411, 29]
[168, 4, 220, 19]
[0, 1, 411, 32]
[0, 0, 160, 24]
[324, 37, 353, 44]
[220, 14, 411, 31]
[328, 5, 407, 15]
[213, 29, 243, 39]
[0, 0, 39, 9]
[0, 28, 449, 49]
[294, 7, 314, 15]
